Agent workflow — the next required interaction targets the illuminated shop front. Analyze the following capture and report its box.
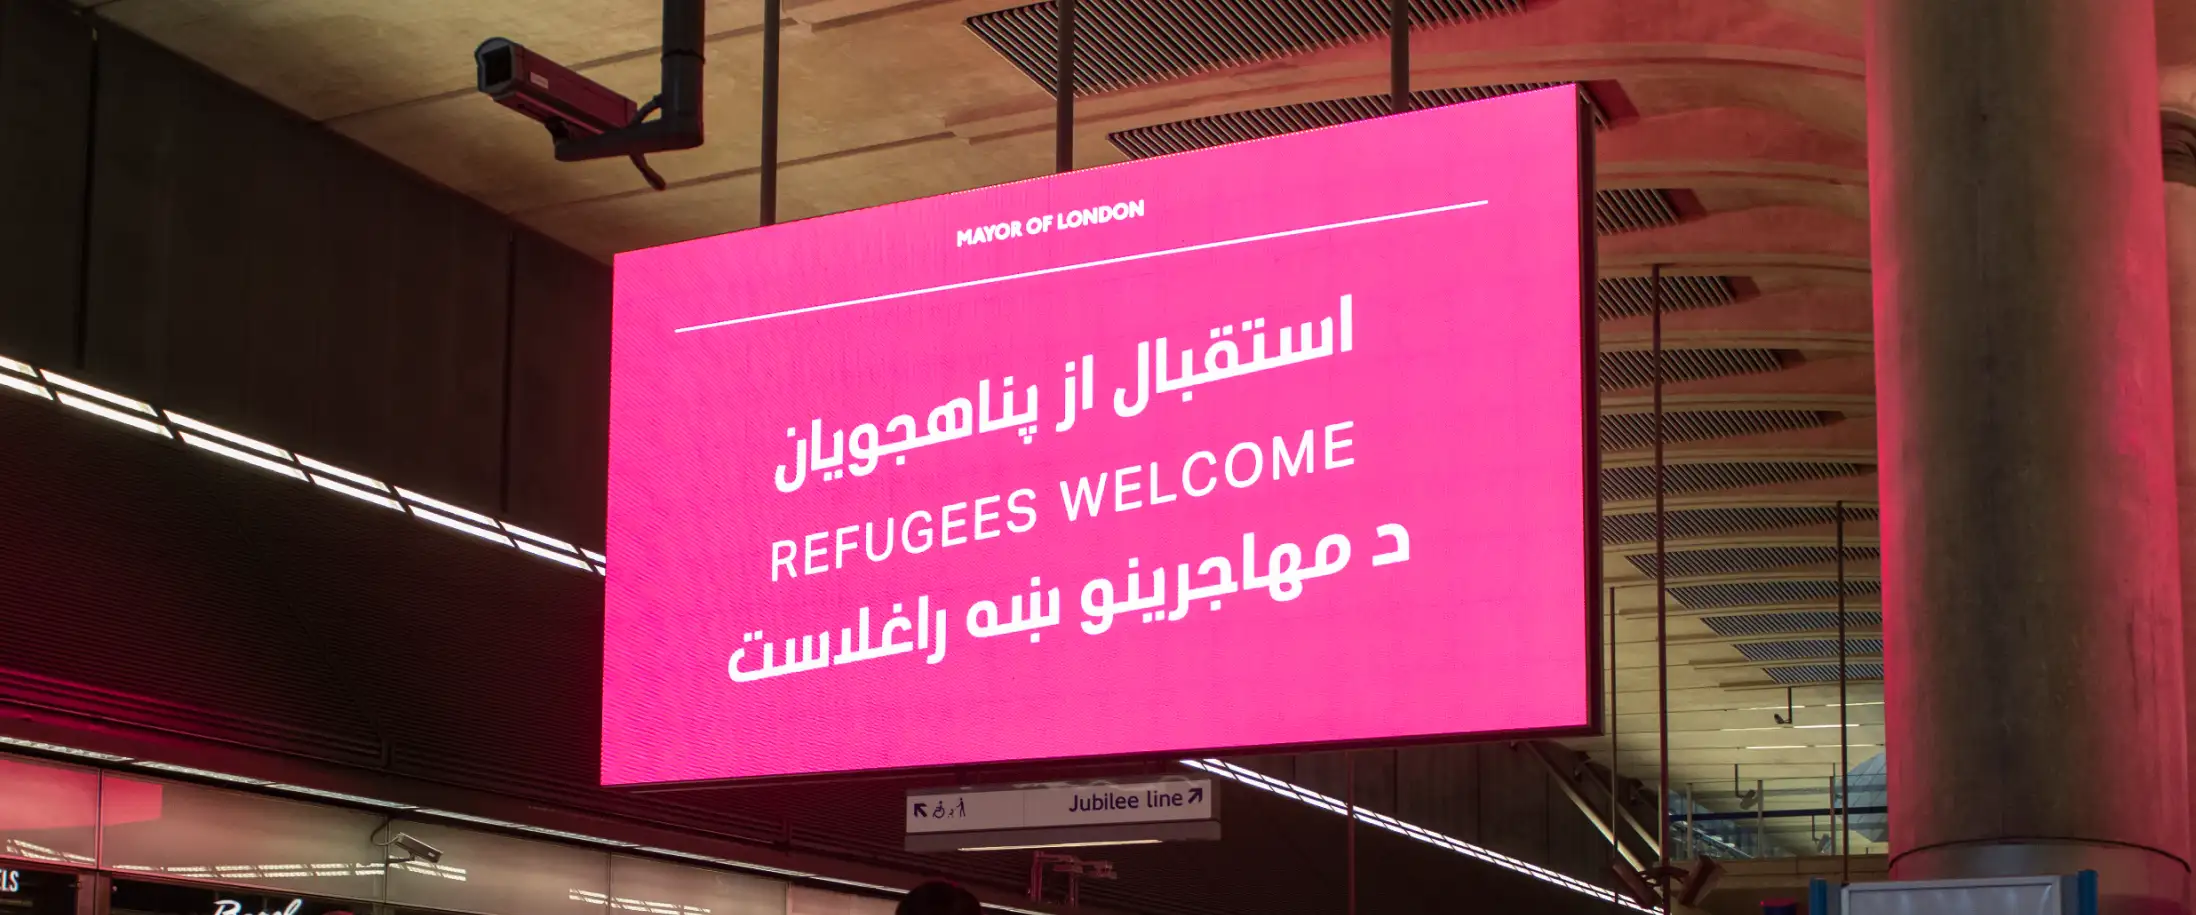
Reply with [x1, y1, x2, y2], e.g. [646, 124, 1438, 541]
[0, 752, 893, 915]
[0, 865, 79, 915]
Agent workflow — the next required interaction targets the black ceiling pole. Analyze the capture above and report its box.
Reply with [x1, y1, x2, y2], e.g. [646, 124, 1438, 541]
[551, 0, 705, 161]
[1837, 500, 1850, 886]
[1055, 0, 1076, 172]
[1389, 0, 1410, 113]
[760, 0, 780, 225]
[659, 0, 705, 130]
[1609, 584, 1623, 909]
[1652, 262, 1669, 908]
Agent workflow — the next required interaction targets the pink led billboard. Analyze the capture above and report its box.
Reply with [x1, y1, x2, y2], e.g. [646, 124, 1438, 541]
[603, 85, 1596, 785]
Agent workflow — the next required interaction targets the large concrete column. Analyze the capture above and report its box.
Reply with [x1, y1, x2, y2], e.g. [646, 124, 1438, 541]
[1869, 2, 2189, 912]
[2166, 84, 2196, 898]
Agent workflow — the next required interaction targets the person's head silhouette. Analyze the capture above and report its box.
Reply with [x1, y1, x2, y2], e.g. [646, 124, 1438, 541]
[896, 880, 982, 915]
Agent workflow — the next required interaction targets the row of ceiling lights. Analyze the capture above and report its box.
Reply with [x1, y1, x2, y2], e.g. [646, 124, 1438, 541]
[0, 355, 608, 577]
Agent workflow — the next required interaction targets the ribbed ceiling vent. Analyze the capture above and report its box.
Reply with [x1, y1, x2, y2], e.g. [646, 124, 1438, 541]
[1671, 578, 1883, 610]
[971, 0, 1526, 95]
[1111, 83, 1608, 161]
[1736, 638, 1885, 662]
[1600, 410, 1833, 452]
[1601, 461, 1874, 503]
[1597, 348, 1787, 391]
[1702, 610, 1884, 637]
[1602, 505, 1881, 545]
[1624, 545, 1882, 580]
[1597, 275, 1739, 319]
[1766, 661, 1885, 684]
[1593, 188, 1680, 235]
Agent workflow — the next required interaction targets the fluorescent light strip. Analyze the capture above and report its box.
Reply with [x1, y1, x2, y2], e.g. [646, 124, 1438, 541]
[134, 760, 268, 785]
[296, 455, 391, 491]
[166, 411, 292, 461]
[6, 349, 636, 585]
[516, 540, 592, 570]
[809, 877, 903, 895]
[0, 372, 53, 400]
[262, 782, 414, 809]
[0, 735, 132, 761]
[512, 824, 638, 847]
[502, 522, 580, 554]
[55, 391, 172, 436]
[396, 487, 500, 527]
[179, 432, 309, 481]
[312, 474, 404, 510]
[414, 808, 523, 829]
[41, 370, 155, 415]
[410, 507, 518, 547]
[1182, 759, 1653, 912]
[634, 847, 724, 864]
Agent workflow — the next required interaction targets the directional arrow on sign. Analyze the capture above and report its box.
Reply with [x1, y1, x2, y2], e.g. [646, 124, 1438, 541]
[913, 802, 930, 818]
[1188, 786, 1204, 803]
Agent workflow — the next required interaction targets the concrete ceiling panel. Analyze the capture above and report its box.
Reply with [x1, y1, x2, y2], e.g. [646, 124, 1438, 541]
[95, 0, 768, 121]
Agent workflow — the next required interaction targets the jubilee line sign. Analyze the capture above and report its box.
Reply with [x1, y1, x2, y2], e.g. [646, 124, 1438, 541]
[903, 778, 1219, 852]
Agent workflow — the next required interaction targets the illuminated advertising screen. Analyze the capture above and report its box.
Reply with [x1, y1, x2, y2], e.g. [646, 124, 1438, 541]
[603, 85, 1596, 784]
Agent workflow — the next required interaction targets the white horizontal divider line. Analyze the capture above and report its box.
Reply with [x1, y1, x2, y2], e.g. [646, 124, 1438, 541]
[673, 199, 1491, 333]
[0, 354, 605, 577]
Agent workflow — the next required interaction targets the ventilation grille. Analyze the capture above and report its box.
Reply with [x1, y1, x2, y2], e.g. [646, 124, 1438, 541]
[1593, 188, 1680, 235]
[1702, 610, 1884, 637]
[1601, 461, 1873, 503]
[1600, 410, 1832, 452]
[971, 0, 1526, 95]
[1597, 275, 1739, 319]
[1598, 348, 1787, 391]
[1624, 545, 1881, 579]
[1111, 84, 1609, 158]
[1735, 638, 1884, 662]
[1766, 661, 1885, 684]
[1671, 578, 1883, 610]
[1603, 506, 1879, 545]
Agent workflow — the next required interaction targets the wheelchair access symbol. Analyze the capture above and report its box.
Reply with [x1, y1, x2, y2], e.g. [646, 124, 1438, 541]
[911, 797, 967, 819]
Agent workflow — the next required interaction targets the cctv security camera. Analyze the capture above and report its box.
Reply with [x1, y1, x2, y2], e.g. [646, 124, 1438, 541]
[475, 39, 639, 143]
[391, 832, 443, 864]
[474, 2, 703, 191]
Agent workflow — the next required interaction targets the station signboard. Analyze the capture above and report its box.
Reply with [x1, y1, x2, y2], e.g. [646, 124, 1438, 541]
[603, 85, 1597, 784]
